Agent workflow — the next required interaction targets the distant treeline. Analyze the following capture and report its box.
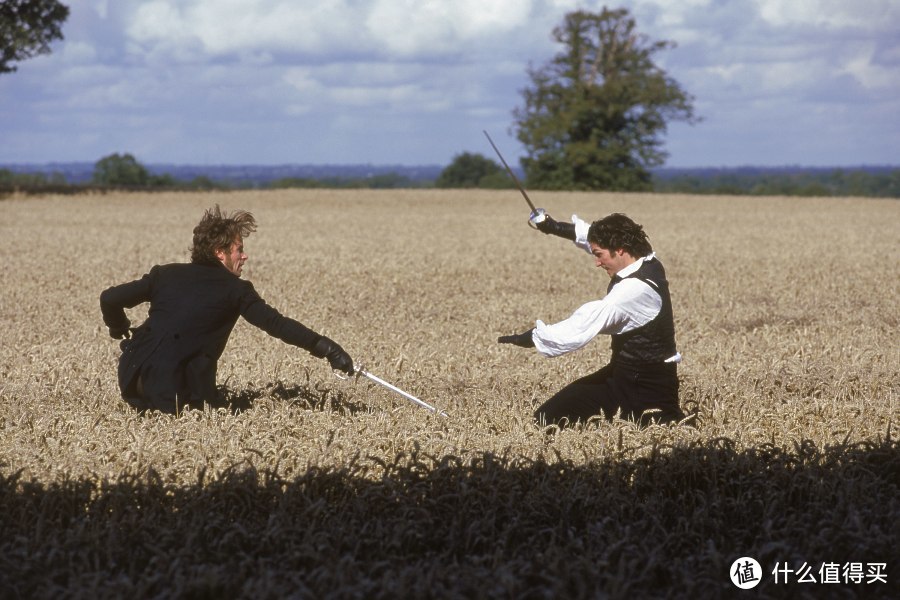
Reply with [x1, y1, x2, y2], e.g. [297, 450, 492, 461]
[267, 173, 426, 189]
[652, 166, 900, 198]
[0, 170, 426, 195]
[2, 163, 898, 198]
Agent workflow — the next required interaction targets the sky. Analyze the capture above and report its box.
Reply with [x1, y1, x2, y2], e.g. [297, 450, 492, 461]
[1, 0, 898, 168]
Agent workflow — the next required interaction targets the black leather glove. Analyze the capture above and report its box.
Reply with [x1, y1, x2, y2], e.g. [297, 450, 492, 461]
[108, 322, 131, 339]
[535, 213, 576, 240]
[312, 336, 355, 376]
[498, 328, 535, 348]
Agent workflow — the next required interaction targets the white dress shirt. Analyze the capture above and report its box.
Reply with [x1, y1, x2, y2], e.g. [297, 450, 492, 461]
[532, 215, 681, 363]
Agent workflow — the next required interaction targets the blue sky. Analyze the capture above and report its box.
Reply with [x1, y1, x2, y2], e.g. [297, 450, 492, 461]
[1, 0, 898, 168]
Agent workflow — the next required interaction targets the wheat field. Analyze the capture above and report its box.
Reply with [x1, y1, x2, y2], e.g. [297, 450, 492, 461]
[1, 190, 897, 598]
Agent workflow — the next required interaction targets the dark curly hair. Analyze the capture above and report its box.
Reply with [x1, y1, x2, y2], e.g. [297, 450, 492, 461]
[190, 205, 257, 264]
[587, 213, 653, 257]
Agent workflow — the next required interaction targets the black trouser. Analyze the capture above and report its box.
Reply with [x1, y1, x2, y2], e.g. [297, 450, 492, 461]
[121, 354, 215, 415]
[534, 361, 683, 427]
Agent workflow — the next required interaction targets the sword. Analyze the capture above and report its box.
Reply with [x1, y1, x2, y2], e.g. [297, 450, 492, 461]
[336, 365, 448, 417]
[483, 130, 546, 227]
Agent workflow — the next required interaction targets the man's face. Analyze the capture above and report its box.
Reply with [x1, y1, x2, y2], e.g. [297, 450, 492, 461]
[216, 237, 247, 277]
[589, 242, 634, 278]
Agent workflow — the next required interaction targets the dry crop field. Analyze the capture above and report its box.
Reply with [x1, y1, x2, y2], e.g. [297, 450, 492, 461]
[1, 190, 897, 598]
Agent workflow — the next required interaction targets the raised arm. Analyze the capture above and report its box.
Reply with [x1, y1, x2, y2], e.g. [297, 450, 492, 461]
[534, 213, 593, 254]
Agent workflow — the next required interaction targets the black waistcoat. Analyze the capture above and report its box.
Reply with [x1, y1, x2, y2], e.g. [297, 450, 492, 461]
[608, 258, 677, 367]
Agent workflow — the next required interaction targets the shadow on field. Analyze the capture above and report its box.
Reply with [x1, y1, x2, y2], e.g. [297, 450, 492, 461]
[211, 380, 371, 415]
[1, 439, 897, 598]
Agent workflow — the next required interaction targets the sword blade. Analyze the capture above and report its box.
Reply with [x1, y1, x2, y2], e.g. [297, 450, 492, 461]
[483, 130, 537, 212]
[358, 368, 448, 417]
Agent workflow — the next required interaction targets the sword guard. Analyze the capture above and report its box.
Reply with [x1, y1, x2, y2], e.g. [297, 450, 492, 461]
[528, 208, 547, 229]
[333, 364, 362, 380]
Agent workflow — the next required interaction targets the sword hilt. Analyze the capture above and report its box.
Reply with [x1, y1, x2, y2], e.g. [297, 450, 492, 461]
[528, 208, 547, 229]
[331, 365, 359, 380]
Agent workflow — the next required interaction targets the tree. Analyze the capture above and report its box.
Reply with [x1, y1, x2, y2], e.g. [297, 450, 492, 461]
[187, 175, 228, 190]
[0, 0, 70, 74]
[92, 153, 150, 187]
[436, 152, 507, 188]
[514, 8, 699, 191]
[477, 171, 515, 190]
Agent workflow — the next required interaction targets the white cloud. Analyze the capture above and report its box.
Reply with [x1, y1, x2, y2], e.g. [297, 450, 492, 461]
[638, 0, 714, 28]
[59, 41, 98, 64]
[330, 83, 427, 108]
[124, 0, 540, 60]
[3, 0, 898, 166]
[127, 0, 356, 56]
[283, 67, 324, 95]
[756, 0, 899, 30]
[91, 0, 111, 20]
[365, 0, 532, 55]
[841, 45, 896, 92]
[282, 60, 490, 117]
[71, 80, 146, 109]
[127, 1, 193, 45]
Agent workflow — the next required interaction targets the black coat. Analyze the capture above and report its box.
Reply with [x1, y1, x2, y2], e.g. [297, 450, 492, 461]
[100, 261, 322, 408]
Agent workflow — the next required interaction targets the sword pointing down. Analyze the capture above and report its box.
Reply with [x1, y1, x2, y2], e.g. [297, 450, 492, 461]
[356, 367, 449, 417]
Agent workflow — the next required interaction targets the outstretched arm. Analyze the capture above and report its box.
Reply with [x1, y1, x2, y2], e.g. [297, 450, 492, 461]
[241, 292, 354, 375]
[497, 328, 535, 348]
[310, 336, 354, 375]
[533, 278, 663, 357]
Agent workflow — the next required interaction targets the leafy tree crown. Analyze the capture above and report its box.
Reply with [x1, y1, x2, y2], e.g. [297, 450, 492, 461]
[514, 8, 699, 191]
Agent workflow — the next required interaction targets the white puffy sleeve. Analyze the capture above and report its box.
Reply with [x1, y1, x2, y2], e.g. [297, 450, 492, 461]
[531, 279, 662, 357]
[572, 214, 593, 254]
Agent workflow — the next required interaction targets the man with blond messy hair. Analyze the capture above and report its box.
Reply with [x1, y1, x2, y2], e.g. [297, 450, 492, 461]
[100, 205, 354, 414]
